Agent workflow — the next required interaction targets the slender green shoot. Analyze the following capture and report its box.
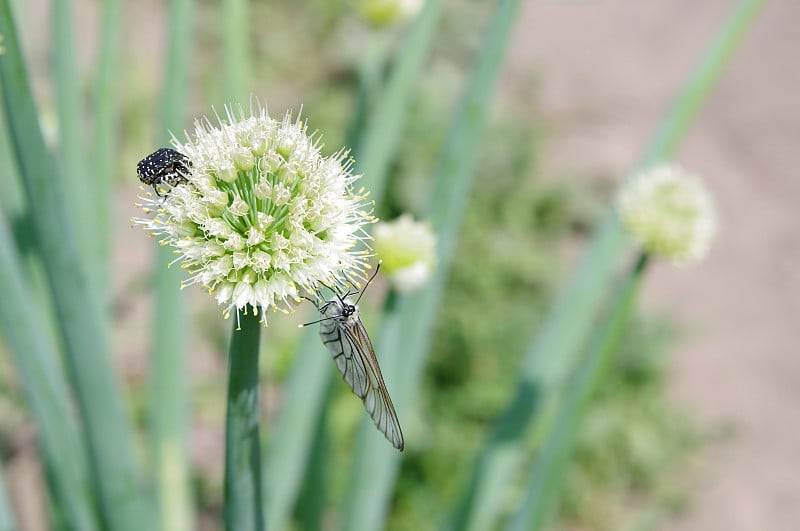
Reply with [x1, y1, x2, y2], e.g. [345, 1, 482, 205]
[0, 217, 98, 531]
[344, 30, 391, 153]
[224, 307, 265, 531]
[90, 0, 123, 306]
[149, 0, 195, 530]
[0, 89, 24, 218]
[0, 465, 16, 531]
[355, 0, 443, 207]
[294, 390, 331, 531]
[263, 332, 334, 531]
[343, 1, 524, 529]
[449, 1, 766, 528]
[222, 0, 250, 103]
[262, 4, 442, 528]
[508, 254, 649, 531]
[642, 0, 766, 160]
[53, 0, 91, 281]
[0, 4, 152, 530]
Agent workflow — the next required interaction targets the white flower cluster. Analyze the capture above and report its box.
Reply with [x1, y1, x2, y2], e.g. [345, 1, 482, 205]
[617, 164, 717, 264]
[373, 214, 436, 293]
[135, 106, 374, 319]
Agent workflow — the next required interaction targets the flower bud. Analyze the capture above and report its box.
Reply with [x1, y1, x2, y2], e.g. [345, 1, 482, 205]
[358, 0, 423, 28]
[373, 214, 436, 293]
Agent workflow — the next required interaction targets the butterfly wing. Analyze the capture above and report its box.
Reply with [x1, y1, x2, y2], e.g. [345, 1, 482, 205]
[320, 317, 405, 451]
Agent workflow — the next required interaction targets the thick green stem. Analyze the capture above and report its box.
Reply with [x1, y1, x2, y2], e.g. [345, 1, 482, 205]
[224, 306, 265, 531]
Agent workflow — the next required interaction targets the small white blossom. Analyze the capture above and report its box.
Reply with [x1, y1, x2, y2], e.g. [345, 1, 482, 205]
[373, 214, 436, 293]
[358, 0, 423, 27]
[617, 164, 717, 264]
[134, 104, 374, 320]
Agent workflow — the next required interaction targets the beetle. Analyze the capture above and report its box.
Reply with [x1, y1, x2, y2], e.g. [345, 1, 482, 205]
[137, 147, 192, 197]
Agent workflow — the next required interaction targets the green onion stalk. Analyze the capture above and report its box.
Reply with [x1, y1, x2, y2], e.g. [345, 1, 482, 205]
[133, 103, 378, 529]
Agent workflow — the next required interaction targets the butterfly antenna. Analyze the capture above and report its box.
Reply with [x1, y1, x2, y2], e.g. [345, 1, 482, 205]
[298, 315, 338, 328]
[355, 261, 381, 305]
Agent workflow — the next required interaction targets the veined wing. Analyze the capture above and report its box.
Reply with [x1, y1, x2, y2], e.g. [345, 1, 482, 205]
[321, 318, 405, 451]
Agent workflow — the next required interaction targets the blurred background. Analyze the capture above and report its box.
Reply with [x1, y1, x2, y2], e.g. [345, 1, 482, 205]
[1, 0, 797, 530]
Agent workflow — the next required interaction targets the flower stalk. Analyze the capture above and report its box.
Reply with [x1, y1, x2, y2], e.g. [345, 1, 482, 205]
[508, 253, 649, 531]
[224, 305, 264, 531]
[150, 1, 194, 529]
[135, 102, 375, 530]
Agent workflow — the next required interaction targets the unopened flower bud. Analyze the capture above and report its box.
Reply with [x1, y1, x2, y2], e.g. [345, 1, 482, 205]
[373, 214, 436, 293]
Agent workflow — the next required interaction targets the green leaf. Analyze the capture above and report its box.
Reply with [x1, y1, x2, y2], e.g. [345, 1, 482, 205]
[0, 215, 98, 531]
[354, 0, 443, 204]
[149, 1, 195, 530]
[222, 0, 250, 103]
[0, 88, 24, 218]
[449, 0, 766, 528]
[0, 465, 16, 531]
[507, 255, 648, 531]
[53, 0, 92, 282]
[294, 391, 331, 531]
[344, 31, 392, 154]
[263, 333, 334, 531]
[0, 4, 153, 530]
[90, 0, 123, 305]
[262, 3, 443, 528]
[342, 1, 524, 529]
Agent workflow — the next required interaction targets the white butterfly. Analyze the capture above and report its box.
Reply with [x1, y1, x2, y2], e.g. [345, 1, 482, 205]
[302, 265, 405, 451]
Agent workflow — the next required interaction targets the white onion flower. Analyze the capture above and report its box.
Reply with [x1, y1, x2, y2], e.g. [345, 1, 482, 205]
[358, 0, 423, 27]
[134, 105, 375, 320]
[373, 214, 436, 293]
[617, 164, 717, 264]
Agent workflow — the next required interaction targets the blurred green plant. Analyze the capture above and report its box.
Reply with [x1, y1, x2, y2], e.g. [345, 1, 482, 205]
[0, 0, 763, 530]
[556, 317, 698, 531]
[1, 1, 152, 529]
[0, 468, 13, 531]
[149, 0, 195, 530]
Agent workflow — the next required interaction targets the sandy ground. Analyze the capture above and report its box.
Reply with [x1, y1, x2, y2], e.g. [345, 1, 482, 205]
[507, 1, 800, 529]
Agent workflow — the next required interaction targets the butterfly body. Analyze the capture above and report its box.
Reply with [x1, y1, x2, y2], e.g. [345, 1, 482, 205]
[317, 295, 405, 451]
